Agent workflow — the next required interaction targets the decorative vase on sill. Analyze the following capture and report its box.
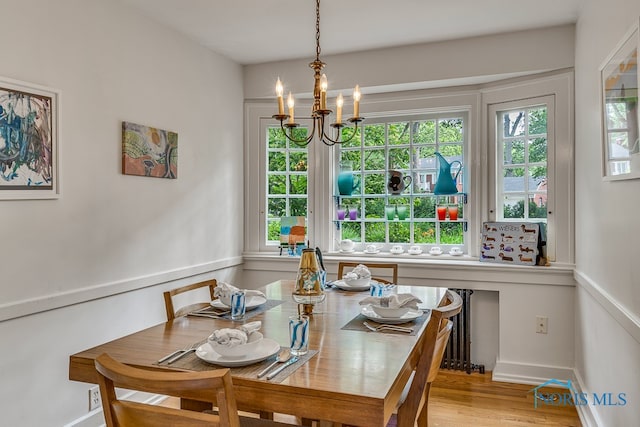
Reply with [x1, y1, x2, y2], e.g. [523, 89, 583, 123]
[293, 248, 326, 315]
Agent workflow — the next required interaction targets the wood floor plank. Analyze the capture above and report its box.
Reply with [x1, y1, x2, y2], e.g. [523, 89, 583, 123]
[160, 369, 582, 426]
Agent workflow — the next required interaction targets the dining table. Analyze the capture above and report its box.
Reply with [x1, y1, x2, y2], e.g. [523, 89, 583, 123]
[69, 280, 448, 426]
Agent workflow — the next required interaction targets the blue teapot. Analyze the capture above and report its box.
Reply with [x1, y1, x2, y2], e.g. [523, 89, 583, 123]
[433, 152, 462, 195]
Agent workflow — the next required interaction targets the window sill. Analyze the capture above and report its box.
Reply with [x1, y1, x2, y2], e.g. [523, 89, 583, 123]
[242, 251, 575, 287]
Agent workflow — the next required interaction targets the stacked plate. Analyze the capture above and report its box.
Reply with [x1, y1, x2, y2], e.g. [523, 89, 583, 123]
[211, 295, 267, 311]
[360, 305, 423, 324]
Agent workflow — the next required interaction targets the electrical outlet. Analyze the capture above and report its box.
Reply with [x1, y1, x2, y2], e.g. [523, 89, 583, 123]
[89, 385, 101, 411]
[536, 315, 548, 334]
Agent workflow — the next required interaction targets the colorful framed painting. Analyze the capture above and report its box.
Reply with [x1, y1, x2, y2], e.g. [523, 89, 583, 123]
[0, 77, 60, 200]
[280, 216, 306, 246]
[122, 121, 177, 179]
[600, 18, 640, 180]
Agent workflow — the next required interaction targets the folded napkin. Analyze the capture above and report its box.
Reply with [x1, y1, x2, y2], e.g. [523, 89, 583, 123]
[359, 293, 422, 309]
[342, 264, 371, 280]
[209, 321, 262, 348]
[214, 281, 266, 300]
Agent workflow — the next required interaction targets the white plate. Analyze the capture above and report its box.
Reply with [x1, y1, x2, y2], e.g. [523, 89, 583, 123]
[211, 295, 267, 310]
[339, 249, 355, 254]
[361, 305, 423, 324]
[363, 249, 380, 254]
[195, 339, 280, 367]
[408, 250, 422, 255]
[333, 279, 371, 291]
[449, 250, 463, 256]
[390, 250, 404, 255]
[429, 251, 443, 256]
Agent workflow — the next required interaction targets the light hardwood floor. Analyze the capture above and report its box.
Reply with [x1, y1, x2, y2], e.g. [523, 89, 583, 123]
[161, 370, 582, 426]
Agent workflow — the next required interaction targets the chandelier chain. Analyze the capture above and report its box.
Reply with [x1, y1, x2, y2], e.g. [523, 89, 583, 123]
[315, 0, 321, 61]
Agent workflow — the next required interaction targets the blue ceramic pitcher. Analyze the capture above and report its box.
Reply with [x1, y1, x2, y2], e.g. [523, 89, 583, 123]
[337, 161, 360, 195]
[433, 152, 462, 195]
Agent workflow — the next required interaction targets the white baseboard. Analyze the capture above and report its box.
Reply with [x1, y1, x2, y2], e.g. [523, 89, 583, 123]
[492, 359, 575, 386]
[572, 369, 602, 427]
[64, 391, 168, 427]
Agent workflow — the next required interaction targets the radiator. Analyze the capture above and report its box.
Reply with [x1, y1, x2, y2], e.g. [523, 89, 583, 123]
[440, 288, 485, 374]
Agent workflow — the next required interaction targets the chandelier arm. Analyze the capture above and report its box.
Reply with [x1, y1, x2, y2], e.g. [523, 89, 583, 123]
[279, 120, 314, 147]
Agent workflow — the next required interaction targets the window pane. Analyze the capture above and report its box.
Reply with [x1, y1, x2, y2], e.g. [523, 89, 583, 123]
[364, 198, 385, 218]
[528, 107, 547, 135]
[364, 222, 385, 242]
[388, 122, 410, 145]
[412, 172, 435, 194]
[503, 167, 526, 192]
[528, 137, 547, 163]
[290, 198, 307, 216]
[608, 132, 630, 158]
[289, 175, 307, 195]
[415, 222, 436, 243]
[289, 152, 308, 171]
[389, 222, 410, 243]
[504, 139, 525, 165]
[340, 150, 361, 165]
[268, 151, 286, 172]
[268, 175, 286, 194]
[341, 222, 361, 242]
[268, 128, 286, 149]
[364, 173, 385, 194]
[364, 124, 385, 147]
[503, 196, 526, 219]
[440, 222, 464, 244]
[439, 118, 463, 142]
[414, 120, 436, 144]
[413, 146, 437, 166]
[413, 197, 435, 219]
[267, 219, 281, 241]
[341, 126, 361, 148]
[268, 198, 286, 218]
[388, 148, 410, 169]
[363, 149, 386, 170]
[502, 111, 525, 137]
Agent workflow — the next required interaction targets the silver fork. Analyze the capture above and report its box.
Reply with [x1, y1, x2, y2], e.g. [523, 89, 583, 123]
[165, 342, 201, 364]
[158, 342, 194, 363]
[363, 321, 413, 333]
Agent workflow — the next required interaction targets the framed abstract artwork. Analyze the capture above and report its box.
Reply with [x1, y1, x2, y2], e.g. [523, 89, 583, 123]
[600, 19, 640, 180]
[0, 77, 60, 200]
[122, 121, 177, 179]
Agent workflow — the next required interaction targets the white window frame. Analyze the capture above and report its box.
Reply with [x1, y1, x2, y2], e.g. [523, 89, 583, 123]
[333, 111, 470, 252]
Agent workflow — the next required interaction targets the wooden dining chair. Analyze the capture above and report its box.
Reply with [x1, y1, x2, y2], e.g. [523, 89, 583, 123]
[163, 279, 217, 321]
[95, 353, 300, 427]
[389, 289, 463, 427]
[337, 262, 399, 284]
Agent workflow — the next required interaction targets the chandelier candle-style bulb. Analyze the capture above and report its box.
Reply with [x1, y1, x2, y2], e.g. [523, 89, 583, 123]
[320, 74, 328, 110]
[276, 78, 285, 116]
[287, 92, 295, 124]
[336, 93, 344, 124]
[353, 85, 361, 118]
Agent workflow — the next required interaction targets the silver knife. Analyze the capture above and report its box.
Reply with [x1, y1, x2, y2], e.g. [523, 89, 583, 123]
[266, 356, 299, 380]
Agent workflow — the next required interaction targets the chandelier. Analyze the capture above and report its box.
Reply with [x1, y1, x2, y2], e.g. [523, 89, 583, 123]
[272, 0, 364, 147]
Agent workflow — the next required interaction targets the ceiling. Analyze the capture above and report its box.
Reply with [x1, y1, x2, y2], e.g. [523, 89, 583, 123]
[120, 0, 582, 65]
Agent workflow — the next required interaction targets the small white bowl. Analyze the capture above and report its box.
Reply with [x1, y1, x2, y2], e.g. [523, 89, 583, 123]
[208, 332, 263, 358]
[371, 306, 411, 318]
[343, 277, 371, 288]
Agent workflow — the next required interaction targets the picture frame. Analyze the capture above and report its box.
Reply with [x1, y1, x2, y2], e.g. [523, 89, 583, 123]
[600, 18, 640, 181]
[0, 76, 60, 199]
[122, 121, 178, 179]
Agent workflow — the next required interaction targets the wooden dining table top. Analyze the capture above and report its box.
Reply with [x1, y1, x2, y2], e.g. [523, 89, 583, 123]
[69, 280, 447, 426]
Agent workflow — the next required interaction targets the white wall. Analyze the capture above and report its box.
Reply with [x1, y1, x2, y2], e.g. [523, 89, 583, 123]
[0, 0, 244, 425]
[574, 0, 640, 425]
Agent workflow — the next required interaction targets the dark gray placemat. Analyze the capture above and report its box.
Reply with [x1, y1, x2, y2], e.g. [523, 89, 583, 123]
[157, 346, 317, 383]
[340, 310, 430, 336]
